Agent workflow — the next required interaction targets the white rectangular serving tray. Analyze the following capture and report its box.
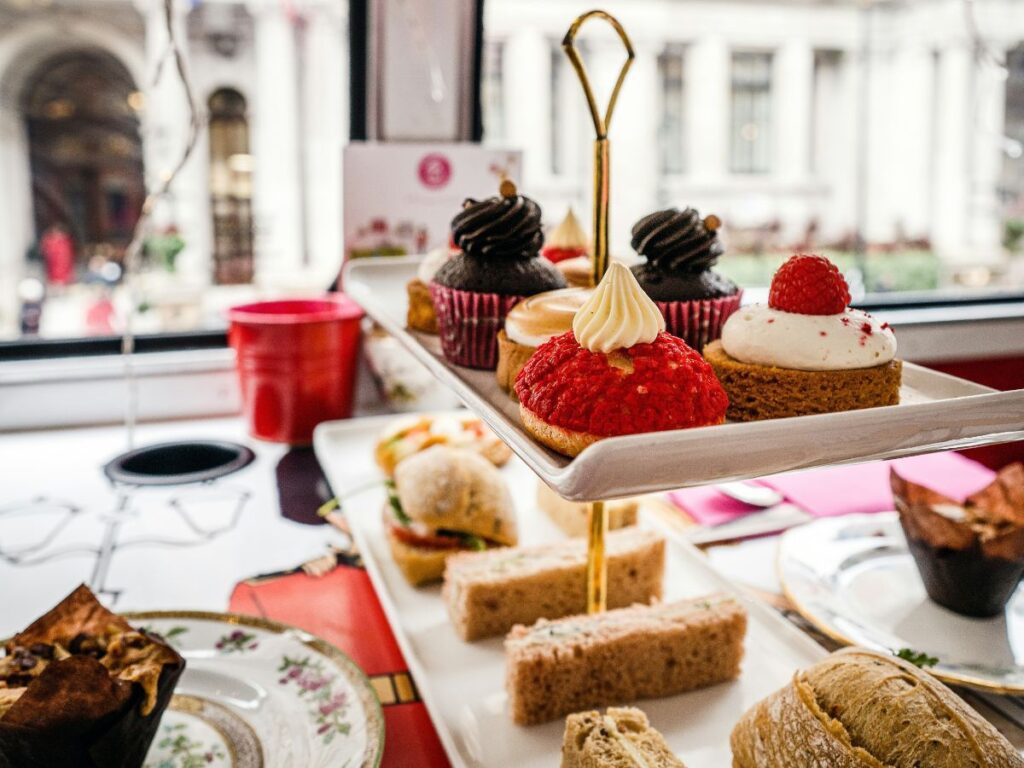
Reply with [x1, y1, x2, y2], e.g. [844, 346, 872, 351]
[313, 415, 828, 768]
[345, 256, 1024, 501]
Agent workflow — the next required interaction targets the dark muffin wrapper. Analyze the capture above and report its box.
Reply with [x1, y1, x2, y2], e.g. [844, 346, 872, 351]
[657, 292, 743, 351]
[0, 586, 186, 768]
[430, 283, 524, 369]
[900, 520, 1024, 618]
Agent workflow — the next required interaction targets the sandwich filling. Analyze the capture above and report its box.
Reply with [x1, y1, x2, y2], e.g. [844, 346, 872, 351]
[384, 481, 495, 551]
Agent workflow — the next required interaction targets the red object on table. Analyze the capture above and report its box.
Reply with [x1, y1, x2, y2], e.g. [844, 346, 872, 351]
[228, 298, 364, 445]
[230, 565, 450, 767]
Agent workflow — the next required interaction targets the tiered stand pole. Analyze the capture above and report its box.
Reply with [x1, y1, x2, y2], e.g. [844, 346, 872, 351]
[562, 11, 635, 613]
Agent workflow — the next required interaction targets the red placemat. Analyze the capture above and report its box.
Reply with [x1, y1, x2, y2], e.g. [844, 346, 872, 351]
[230, 561, 450, 767]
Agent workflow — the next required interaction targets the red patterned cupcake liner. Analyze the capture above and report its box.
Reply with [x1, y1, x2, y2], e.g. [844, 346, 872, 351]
[657, 291, 743, 352]
[429, 284, 525, 369]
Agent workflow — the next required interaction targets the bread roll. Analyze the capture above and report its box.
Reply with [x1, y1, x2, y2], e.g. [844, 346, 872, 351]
[730, 647, 1024, 768]
[393, 446, 517, 546]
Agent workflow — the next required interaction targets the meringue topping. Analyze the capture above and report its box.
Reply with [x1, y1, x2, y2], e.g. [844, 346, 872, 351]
[573, 262, 665, 353]
[505, 287, 592, 347]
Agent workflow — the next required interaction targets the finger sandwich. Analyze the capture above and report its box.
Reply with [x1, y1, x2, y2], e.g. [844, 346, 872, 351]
[505, 595, 747, 725]
[442, 528, 664, 641]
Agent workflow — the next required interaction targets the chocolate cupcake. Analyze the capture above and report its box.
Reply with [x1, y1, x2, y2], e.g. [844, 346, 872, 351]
[891, 464, 1024, 618]
[431, 181, 566, 369]
[630, 208, 742, 349]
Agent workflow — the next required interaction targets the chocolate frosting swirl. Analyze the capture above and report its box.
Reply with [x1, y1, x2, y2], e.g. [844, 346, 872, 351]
[451, 194, 543, 261]
[630, 208, 723, 273]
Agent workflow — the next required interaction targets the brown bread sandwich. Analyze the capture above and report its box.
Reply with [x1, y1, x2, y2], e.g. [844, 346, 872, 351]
[385, 445, 518, 585]
[0, 585, 184, 768]
[562, 707, 686, 768]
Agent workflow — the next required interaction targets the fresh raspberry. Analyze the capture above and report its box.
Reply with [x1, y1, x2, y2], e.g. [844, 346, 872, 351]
[768, 254, 850, 315]
[514, 332, 728, 437]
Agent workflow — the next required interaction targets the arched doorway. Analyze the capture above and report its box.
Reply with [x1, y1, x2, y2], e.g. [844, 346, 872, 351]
[21, 49, 144, 282]
[208, 87, 254, 285]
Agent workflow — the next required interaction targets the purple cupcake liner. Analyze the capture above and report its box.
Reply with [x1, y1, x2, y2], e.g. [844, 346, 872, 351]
[657, 291, 743, 352]
[429, 284, 525, 369]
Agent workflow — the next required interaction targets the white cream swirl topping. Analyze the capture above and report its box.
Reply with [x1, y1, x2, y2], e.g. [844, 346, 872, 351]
[721, 305, 897, 371]
[505, 287, 592, 347]
[572, 262, 665, 353]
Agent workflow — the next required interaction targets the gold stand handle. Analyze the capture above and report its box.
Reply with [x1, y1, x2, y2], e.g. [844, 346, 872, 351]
[562, 10, 635, 286]
[562, 10, 635, 614]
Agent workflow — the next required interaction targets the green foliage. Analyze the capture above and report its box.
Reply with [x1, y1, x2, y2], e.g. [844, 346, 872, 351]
[717, 250, 940, 293]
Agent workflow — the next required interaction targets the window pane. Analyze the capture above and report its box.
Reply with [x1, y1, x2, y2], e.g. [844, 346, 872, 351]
[658, 44, 685, 175]
[730, 52, 772, 174]
[1, 0, 349, 341]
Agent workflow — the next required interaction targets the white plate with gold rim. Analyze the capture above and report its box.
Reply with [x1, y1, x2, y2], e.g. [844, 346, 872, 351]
[778, 513, 1024, 695]
[343, 255, 1024, 502]
[131, 612, 384, 768]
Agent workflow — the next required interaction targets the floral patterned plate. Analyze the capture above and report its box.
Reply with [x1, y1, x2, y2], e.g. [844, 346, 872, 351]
[129, 611, 384, 768]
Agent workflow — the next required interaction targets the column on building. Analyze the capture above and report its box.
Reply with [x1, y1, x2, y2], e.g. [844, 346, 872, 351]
[600, 39, 659, 256]
[968, 57, 1007, 258]
[884, 43, 934, 242]
[0, 94, 35, 333]
[775, 39, 813, 182]
[137, 0, 210, 282]
[931, 41, 971, 260]
[249, 0, 304, 282]
[774, 38, 814, 242]
[685, 36, 729, 183]
[302, 0, 347, 285]
[503, 27, 551, 188]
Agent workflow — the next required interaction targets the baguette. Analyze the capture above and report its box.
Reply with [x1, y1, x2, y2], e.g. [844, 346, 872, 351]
[442, 528, 664, 641]
[505, 595, 747, 725]
[562, 707, 686, 768]
[730, 647, 1024, 768]
[537, 482, 638, 537]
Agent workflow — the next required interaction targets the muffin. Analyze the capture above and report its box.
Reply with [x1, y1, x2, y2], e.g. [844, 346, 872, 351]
[0, 585, 185, 768]
[430, 180, 566, 369]
[705, 254, 901, 421]
[495, 287, 591, 395]
[515, 262, 728, 457]
[630, 208, 742, 347]
[406, 245, 456, 333]
[891, 463, 1024, 617]
[542, 207, 589, 263]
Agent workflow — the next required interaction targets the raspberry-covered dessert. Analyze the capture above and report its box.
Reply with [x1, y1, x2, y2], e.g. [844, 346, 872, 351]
[704, 254, 901, 421]
[515, 262, 728, 457]
[430, 180, 566, 369]
[542, 207, 589, 263]
[630, 207, 742, 348]
[495, 287, 591, 395]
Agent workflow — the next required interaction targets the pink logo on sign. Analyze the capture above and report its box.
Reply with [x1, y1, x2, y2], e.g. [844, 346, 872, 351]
[418, 154, 452, 189]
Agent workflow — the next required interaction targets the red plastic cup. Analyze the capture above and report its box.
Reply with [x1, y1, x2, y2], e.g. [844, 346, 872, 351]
[228, 297, 364, 444]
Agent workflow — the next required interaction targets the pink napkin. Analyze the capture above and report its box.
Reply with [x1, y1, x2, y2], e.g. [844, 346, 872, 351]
[669, 453, 995, 527]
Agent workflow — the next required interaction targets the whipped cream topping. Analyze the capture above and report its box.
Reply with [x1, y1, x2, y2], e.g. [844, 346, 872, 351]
[418, 246, 454, 284]
[505, 287, 592, 347]
[720, 305, 896, 371]
[546, 207, 588, 250]
[573, 262, 665, 353]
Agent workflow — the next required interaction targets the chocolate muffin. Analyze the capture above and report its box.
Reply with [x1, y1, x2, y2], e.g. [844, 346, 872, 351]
[434, 186, 565, 295]
[430, 181, 566, 369]
[891, 464, 1024, 617]
[630, 208, 742, 349]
